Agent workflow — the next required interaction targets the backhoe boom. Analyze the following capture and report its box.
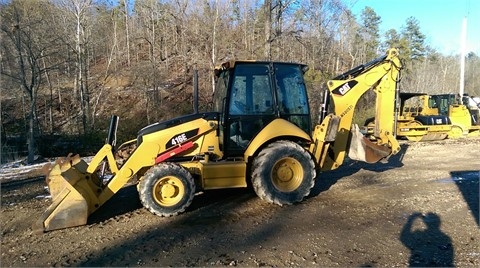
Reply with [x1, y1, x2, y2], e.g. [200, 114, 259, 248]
[311, 48, 402, 170]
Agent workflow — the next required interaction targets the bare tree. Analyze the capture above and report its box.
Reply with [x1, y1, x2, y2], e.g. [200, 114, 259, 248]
[264, 0, 272, 60]
[55, 0, 93, 134]
[1, 0, 63, 163]
[123, 0, 131, 67]
[74, 0, 92, 133]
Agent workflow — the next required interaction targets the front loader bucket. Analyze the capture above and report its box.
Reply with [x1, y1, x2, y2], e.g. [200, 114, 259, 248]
[348, 124, 392, 163]
[33, 154, 102, 233]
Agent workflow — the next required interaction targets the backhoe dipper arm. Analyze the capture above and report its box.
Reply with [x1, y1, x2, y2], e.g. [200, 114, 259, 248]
[310, 48, 402, 171]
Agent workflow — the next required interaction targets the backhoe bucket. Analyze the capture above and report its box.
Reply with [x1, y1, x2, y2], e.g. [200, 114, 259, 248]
[348, 124, 392, 163]
[33, 154, 102, 233]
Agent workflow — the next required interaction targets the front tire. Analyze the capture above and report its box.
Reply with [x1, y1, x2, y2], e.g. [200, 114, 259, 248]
[139, 163, 195, 217]
[251, 140, 316, 205]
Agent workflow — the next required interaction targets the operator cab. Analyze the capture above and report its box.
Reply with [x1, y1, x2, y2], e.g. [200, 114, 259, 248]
[430, 94, 480, 126]
[429, 94, 457, 116]
[212, 61, 311, 157]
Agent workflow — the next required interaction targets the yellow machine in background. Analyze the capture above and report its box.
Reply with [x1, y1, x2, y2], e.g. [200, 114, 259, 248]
[365, 92, 480, 141]
[429, 94, 480, 138]
[34, 48, 403, 232]
[363, 93, 451, 142]
[396, 93, 452, 141]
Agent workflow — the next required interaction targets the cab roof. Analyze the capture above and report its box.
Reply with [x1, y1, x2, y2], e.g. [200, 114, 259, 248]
[214, 60, 307, 77]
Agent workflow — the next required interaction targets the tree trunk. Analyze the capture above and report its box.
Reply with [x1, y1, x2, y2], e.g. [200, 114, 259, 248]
[27, 102, 35, 163]
[264, 0, 272, 60]
[123, 0, 131, 67]
[211, 0, 219, 91]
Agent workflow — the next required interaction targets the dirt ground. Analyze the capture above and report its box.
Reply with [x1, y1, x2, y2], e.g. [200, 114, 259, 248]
[1, 137, 479, 267]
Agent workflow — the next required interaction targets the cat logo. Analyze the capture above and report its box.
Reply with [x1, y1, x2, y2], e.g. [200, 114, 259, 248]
[332, 80, 358, 96]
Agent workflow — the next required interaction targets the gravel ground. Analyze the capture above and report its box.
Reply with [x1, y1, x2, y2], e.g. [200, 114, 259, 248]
[1, 137, 479, 267]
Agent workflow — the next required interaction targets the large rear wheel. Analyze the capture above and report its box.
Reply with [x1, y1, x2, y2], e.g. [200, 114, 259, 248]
[251, 140, 316, 205]
[139, 163, 195, 217]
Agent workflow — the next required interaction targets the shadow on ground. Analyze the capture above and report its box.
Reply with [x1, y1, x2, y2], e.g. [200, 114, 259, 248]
[88, 184, 256, 225]
[310, 143, 408, 197]
[450, 170, 479, 226]
[400, 212, 454, 267]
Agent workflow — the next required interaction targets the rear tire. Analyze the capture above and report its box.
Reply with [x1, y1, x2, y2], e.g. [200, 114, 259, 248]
[139, 163, 195, 217]
[251, 140, 316, 205]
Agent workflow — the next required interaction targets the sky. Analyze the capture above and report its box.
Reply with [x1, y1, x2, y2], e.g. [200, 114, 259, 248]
[350, 0, 479, 55]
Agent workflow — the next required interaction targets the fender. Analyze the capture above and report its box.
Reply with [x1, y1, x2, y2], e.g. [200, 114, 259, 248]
[244, 118, 312, 159]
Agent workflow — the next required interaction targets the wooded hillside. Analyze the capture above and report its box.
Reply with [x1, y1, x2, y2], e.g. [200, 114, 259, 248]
[1, 0, 479, 163]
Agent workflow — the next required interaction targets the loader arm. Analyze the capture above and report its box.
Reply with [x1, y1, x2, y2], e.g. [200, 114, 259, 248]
[310, 48, 402, 171]
[34, 114, 219, 232]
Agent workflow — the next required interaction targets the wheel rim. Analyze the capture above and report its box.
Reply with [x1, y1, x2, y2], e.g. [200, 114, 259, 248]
[152, 176, 184, 207]
[271, 157, 303, 192]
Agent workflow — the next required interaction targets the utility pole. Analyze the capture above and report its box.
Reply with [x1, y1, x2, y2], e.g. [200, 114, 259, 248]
[459, 16, 467, 103]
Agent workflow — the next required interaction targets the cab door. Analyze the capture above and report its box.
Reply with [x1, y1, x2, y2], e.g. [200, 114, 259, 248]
[273, 63, 311, 134]
[225, 63, 276, 156]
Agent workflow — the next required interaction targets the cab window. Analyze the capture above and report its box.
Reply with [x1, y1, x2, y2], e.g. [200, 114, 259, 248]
[229, 64, 273, 115]
[274, 63, 311, 133]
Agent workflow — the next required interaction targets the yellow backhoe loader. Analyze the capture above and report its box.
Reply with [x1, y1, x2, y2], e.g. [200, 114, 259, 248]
[34, 48, 403, 233]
